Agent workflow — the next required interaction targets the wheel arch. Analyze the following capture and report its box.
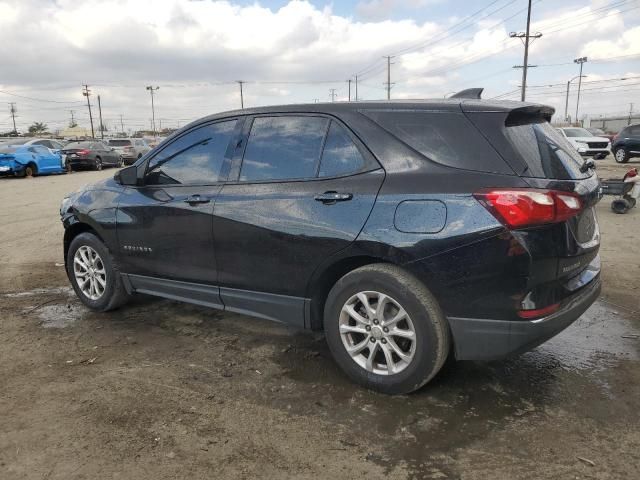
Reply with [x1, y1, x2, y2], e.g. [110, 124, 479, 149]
[305, 254, 395, 330]
[63, 221, 105, 266]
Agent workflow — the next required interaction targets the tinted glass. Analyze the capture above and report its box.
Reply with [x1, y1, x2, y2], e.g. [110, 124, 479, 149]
[587, 128, 605, 136]
[145, 120, 236, 185]
[504, 120, 588, 179]
[66, 142, 93, 149]
[628, 125, 640, 136]
[563, 128, 591, 137]
[109, 139, 132, 146]
[363, 110, 508, 173]
[319, 121, 365, 177]
[240, 116, 328, 181]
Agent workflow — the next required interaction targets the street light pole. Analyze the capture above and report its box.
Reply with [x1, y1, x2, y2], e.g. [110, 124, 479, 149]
[564, 74, 587, 123]
[146, 85, 159, 137]
[574, 57, 587, 124]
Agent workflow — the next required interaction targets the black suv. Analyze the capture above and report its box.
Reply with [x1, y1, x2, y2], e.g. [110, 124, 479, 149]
[612, 123, 640, 163]
[60, 94, 601, 394]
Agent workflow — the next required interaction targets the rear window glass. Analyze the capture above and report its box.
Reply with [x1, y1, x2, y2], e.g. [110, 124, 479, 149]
[319, 121, 365, 177]
[109, 140, 132, 146]
[65, 142, 93, 149]
[362, 110, 510, 174]
[505, 120, 588, 179]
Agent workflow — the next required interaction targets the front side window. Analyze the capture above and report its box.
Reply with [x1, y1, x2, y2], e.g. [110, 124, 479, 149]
[318, 121, 365, 177]
[239, 116, 328, 182]
[145, 120, 236, 185]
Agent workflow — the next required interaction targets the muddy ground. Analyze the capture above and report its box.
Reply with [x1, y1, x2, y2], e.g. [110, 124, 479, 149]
[1, 157, 639, 479]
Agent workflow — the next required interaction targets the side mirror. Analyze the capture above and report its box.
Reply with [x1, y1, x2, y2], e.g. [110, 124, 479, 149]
[114, 165, 140, 186]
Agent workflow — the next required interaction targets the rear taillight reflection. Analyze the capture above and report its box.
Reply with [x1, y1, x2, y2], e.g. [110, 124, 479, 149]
[474, 189, 583, 229]
[517, 303, 560, 319]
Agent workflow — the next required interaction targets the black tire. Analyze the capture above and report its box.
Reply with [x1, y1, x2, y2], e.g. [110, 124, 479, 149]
[323, 264, 450, 394]
[24, 163, 37, 177]
[94, 157, 103, 171]
[67, 232, 130, 312]
[615, 148, 629, 163]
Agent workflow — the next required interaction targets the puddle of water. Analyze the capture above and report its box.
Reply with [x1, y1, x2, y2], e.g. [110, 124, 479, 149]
[4, 287, 73, 298]
[36, 303, 85, 328]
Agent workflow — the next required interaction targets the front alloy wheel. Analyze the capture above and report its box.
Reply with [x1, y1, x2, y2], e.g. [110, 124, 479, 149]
[339, 291, 416, 375]
[73, 245, 106, 300]
[615, 148, 629, 163]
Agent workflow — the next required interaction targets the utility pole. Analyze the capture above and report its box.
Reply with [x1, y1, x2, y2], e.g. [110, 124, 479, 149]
[69, 110, 76, 127]
[509, 0, 542, 101]
[329, 88, 337, 102]
[564, 74, 587, 123]
[97, 95, 104, 140]
[629, 103, 635, 125]
[82, 85, 95, 139]
[355, 75, 358, 101]
[574, 57, 587, 124]
[237, 81, 245, 109]
[146, 85, 159, 137]
[119, 114, 125, 135]
[347, 79, 352, 101]
[9, 103, 17, 134]
[383, 55, 394, 100]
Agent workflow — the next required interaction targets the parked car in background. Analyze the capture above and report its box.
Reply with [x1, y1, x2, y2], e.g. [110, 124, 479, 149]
[60, 97, 601, 394]
[612, 124, 640, 164]
[63, 141, 122, 171]
[585, 127, 615, 143]
[107, 138, 151, 165]
[0, 144, 66, 177]
[557, 127, 610, 159]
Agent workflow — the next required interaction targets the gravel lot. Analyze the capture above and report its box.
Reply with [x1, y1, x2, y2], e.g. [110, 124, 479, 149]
[1, 158, 639, 479]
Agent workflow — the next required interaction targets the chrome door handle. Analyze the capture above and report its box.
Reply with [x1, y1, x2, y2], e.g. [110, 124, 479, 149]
[314, 192, 353, 204]
[185, 194, 210, 205]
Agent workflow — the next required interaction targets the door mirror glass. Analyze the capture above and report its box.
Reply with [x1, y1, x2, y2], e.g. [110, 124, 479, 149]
[115, 165, 139, 186]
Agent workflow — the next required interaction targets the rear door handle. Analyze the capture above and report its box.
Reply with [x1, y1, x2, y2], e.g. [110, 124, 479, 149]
[184, 194, 210, 205]
[314, 191, 353, 204]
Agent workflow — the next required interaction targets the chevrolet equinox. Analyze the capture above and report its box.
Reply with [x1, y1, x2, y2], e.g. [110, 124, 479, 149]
[60, 91, 601, 394]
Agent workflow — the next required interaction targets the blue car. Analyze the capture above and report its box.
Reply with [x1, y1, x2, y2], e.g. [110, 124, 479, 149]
[0, 144, 67, 177]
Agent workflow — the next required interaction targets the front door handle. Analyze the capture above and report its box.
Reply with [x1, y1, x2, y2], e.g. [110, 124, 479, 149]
[314, 191, 353, 204]
[184, 194, 210, 205]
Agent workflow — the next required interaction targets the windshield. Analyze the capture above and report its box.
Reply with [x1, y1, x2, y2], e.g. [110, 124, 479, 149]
[587, 128, 605, 135]
[563, 128, 592, 137]
[109, 139, 132, 146]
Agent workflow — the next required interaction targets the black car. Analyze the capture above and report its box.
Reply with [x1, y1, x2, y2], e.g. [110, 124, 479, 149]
[63, 141, 123, 171]
[612, 123, 640, 163]
[60, 93, 601, 394]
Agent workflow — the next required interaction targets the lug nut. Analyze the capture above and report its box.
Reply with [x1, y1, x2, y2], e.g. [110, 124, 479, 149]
[381, 338, 387, 344]
[383, 327, 389, 333]
[370, 337, 376, 343]
[365, 325, 371, 331]
[373, 319, 379, 325]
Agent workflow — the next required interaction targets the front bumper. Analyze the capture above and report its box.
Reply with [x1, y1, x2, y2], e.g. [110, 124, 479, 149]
[448, 275, 601, 360]
[581, 149, 610, 157]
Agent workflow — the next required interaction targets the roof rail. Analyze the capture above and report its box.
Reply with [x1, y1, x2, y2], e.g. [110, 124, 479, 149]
[449, 88, 483, 99]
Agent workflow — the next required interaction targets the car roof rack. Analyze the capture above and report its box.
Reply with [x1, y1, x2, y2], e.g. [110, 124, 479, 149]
[449, 88, 484, 99]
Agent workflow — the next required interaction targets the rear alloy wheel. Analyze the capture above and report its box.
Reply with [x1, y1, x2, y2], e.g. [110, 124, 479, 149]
[615, 148, 629, 163]
[95, 157, 103, 171]
[24, 163, 37, 178]
[324, 264, 450, 394]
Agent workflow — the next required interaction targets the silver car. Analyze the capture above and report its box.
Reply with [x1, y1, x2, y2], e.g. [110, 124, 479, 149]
[107, 138, 151, 165]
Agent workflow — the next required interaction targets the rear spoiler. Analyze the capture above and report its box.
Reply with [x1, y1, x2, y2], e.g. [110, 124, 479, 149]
[504, 105, 555, 126]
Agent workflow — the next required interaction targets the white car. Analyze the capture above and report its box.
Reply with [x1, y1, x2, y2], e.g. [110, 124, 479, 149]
[556, 127, 610, 159]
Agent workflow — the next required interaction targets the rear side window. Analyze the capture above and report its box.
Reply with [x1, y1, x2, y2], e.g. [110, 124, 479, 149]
[109, 140, 132, 146]
[628, 125, 640, 136]
[240, 116, 328, 181]
[362, 110, 510, 174]
[318, 121, 365, 177]
[145, 120, 236, 185]
[504, 120, 588, 179]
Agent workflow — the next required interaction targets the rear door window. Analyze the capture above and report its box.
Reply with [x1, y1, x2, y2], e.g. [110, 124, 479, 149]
[145, 120, 237, 185]
[318, 121, 365, 177]
[239, 116, 328, 181]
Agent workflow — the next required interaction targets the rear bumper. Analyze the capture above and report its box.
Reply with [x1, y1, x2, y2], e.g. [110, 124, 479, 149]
[68, 158, 96, 169]
[448, 275, 601, 360]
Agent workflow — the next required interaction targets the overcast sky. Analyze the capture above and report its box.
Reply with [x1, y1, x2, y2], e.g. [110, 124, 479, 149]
[0, 0, 638, 134]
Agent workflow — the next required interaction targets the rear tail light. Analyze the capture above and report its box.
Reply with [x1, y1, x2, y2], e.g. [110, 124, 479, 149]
[77, 149, 90, 155]
[517, 303, 560, 319]
[474, 189, 583, 228]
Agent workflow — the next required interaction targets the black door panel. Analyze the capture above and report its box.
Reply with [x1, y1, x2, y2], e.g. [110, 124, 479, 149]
[213, 169, 384, 297]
